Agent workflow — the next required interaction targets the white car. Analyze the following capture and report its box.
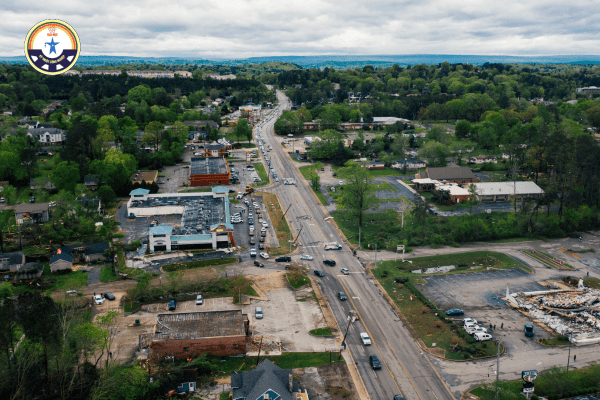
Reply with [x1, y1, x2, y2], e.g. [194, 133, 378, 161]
[262, 222, 269, 228]
[260, 252, 270, 259]
[339, 180, 343, 185]
[300, 254, 313, 261]
[196, 295, 203, 305]
[250, 248, 257, 257]
[94, 295, 104, 305]
[341, 268, 349, 275]
[360, 332, 372, 345]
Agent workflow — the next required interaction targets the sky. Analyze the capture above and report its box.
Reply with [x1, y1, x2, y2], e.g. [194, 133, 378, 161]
[3, 0, 599, 58]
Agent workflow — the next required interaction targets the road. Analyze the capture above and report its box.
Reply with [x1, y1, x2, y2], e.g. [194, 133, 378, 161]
[254, 91, 454, 400]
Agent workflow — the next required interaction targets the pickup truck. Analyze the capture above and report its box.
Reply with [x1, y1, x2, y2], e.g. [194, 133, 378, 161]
[360, 332, 371, 345]
[324, 242, 343, 251]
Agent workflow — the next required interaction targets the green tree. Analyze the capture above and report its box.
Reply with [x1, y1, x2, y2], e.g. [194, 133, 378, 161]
[0, 282, 13, 299]
[234, 119, 252, 143]
[89, 150, 137, 195]
[127, 84, 152, 103]
[336, 161, 378, 230]
[52, 161, 80, 194]
[468, 183, 478, 214]
[97, 186, 116, 205]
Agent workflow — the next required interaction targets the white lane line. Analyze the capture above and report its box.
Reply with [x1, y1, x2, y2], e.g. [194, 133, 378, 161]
[414, 362, 420, 371]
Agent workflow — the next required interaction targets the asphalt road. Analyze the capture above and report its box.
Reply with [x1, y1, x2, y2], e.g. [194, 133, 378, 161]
[257, 91, 453, 400]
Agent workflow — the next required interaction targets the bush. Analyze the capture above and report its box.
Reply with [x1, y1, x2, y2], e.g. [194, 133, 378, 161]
[531, 395, 539, 400]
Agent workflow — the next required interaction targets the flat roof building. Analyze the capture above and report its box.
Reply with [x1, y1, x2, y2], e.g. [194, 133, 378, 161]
[475, 181, 544, 202]
[130, 170, 158, 184]
[139, 309, 251, 360]
[190, 157, 231, 187]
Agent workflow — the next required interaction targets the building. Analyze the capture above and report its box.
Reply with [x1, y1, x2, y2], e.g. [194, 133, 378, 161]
[127, 187, 236, 252]
[30, 177, 56, 192]
[195, 143, 230, 158]
[49, 242, 110, 272]
[435, 183, 471, 203]
[391, 159, 426, 171]
[14, 203, 50, 224]
[78, 198, 102, 213]
[415, 166, 479, 189]
[84, 175, 101, 190]
[372, 117, 412, 127]
[205, 73, 236, 80]
[80, 70, 191, 78]
[130, 170, 158, 185]
[232, 359, 304, 400]
[0, 252, 26, 272]
[139, 310, 251, 360]
[84, 242, 110, 262]
[474, 181, 544, 202]
[366, 161, 385, 170]
[183, 120, 220, 130]
[49, 252, 73, 273]
[239, 104, 262, 117]
[576, 87, 600, 97]
[27, 127, 65, 145]
[189, 157, 231, 186]
[469, 155, 498, 164]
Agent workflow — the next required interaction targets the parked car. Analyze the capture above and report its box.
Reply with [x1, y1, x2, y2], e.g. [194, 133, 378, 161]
[314, 270, 325, 277]
[260, 252, 270, 259]
[250, 248, 257, 257]
[360, 332, 372, 345]
[196, 295, 203, 305]
[323, 259, 336, 266]
[369, 355, 381, 370]
[249, 238, 256, 245]
[474, 332, 493, 342]
[94, 295, 104, 305]
[255, 307, 263, 319]
[463, 318, 477, 326]
[275, 256, 291, 262]
[341, 268, 349, 275]
[337, 291, 347, 301]
[168, 299, 177, 311]
[103, 293, 115, 301]
[254, 260, 264, 267]
[445, 308, 464, 316]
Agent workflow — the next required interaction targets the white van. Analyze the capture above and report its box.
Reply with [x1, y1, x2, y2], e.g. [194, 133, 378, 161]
[474, 332, 493, 342]
[255, 307, 263, 319]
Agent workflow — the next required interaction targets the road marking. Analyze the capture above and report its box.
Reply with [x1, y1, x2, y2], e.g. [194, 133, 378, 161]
[387, 342, 423, 400]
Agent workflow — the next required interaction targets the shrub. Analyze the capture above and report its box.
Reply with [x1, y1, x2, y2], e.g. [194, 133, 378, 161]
[531, 395, 539, 400]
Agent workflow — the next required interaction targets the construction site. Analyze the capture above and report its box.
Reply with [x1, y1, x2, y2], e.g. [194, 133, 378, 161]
[508, 279, 600, 345]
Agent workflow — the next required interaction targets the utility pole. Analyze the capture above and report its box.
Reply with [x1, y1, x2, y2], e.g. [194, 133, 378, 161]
[374, 244, 377, 266]
[338, 314, 354, 360]
[496, 339, 500, 400]
[566, 331, 572, 374]
[358, 225, 361, 249]
[256, 337, 263, 365]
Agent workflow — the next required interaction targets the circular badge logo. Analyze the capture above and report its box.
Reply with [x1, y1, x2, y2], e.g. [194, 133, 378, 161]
[24, 20, 80, 75]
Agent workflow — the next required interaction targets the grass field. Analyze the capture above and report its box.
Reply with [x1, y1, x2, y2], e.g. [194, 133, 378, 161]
[162, 257, 238, 272]
[100, 266, 119, 283]
[252, 163, 270, 187]
[309, 327, 333, 336]
[332, 209, 400, 245]
[286, 272, 311, 289]
[333, 166, 402, 179]
[256, 192, 291, 256]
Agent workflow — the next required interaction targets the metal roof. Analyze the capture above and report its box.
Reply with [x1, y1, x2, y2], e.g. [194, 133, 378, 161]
[149, 225, 174, 235]
[190, 157, 229, 175]
[475, 181, 544, 196]
[130, 188, 150, 196]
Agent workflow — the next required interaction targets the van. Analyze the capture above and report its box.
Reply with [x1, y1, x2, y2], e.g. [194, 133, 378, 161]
[168, 299, 177, 311]
[255, 307, 263, 319]
[474, 332, 493, 342]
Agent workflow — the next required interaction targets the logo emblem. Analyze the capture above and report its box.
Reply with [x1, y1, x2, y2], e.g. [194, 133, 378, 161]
[24, 20, 80, 75]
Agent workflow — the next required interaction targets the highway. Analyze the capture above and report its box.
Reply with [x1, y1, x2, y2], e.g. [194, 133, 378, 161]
[251, 91, 455, 400]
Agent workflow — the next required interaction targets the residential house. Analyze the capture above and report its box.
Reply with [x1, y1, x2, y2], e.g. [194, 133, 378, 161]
[78, 198, 102, 213]
[303, 121, 320, 131]
[14, 203, 50, 225]
[49, 252, 73, 273]
[17, 120, 40, 129]
[469, 155, 497, 164]
[84, 175, 101, 191]
[391, 159, 426, 171]
[28, 127, 66, 145]
[474, 181, 544, 202]
[366, 161, 385, 170]
[0, 252, 26, 272]
[415, 166, 479, 189]
[576, 87, 600, 97]
[84, 242, 110, 262]
[30, 177, 57, 192]
[231, 359, 304, 400]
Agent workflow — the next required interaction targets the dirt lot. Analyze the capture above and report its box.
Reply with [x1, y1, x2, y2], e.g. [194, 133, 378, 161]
[295, 364, 359, 400]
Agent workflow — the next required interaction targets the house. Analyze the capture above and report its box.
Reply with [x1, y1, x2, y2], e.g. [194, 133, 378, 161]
[17, 120, 40, 129]
[130, 170, 158, 185]
[78, 198, 102, 213]
[27, 127, 65, 145]
[30, 177, 56, 192]
[84, 242, 110, 262]
[139, 310, 251, 360]
[391, 159, 426, 171]
[303, 121, 320, 131]
[231, 359, 303, 400]
[195, 143, 229, 157]
[415, 166, 479, 188]
[49, 252, 73, 273]
[14, 203, 50, 224]
[366, 161, 385, 170]
[84, 175, 101, 190]
[0, 252, 26, 272]
[474, 181, 545, 202]
[183, 120, 220, 130]
[469, 155, 497, 164]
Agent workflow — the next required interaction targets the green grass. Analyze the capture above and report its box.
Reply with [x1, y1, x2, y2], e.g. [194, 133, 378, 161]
[371, 182, 398, 192]
[207, 352, 344, 377]
[255, 192, 291, 257]
[298, 166, 329, 205]
[539, 335, 571, 346]
[309, 327, 333, 336]
[162, 257, 238, 272]
[124, 302, 140, 313]
[333, 166, 402, 179]
[252, 163, 270, 187]
[377, 197, 410, 203]
[220, 393, 230, 400]
[100, 266, 119, 283]
[583, 277, 600, 289]
[332, 209, 400, 245]
[420, 191, 478, 211]
[286, 273, 311, 289]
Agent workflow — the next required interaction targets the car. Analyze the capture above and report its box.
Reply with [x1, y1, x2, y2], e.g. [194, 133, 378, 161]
[254, 260, 264, 267]
[300, 254, 313, 261]
[339, 180, 343, 185]
[250, 248, 257, 257]
[168, 299, 177, 311]
[260, 227, 267, 232]
[360, 332, 372, 345]
[0, 198, 5, 203]
[369, 355, 381, 370]
[323, 259, 336, 266]
[463, 317, 477, 326]
[474, 332, 493, 342]
[314, 270, 325, 277]
[275, 256, 291, 262]
[249, 238, 256, 245]
[341, 268, 349, 275]
[259, 236, 265, 242]
[259, 243, 265, 250]
[445, 308, 464, 316]
[103, 293, 115, 301]
[393, 396, 406, 400]
[255, 307, 263, 319]
[262, 222, 268, 228]
[260, 252, 269, 259]
[337, 291, 347, 301]
[94, 295, 104, 305]
[248, 219, 254, 225]
[196, 295, 203, 305]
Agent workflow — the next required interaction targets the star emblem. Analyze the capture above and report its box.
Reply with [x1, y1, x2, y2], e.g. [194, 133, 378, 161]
[45, 37, 60, 54]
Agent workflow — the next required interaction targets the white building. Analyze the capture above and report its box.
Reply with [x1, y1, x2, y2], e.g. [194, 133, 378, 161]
[474, 181, 544, 202]
[28, 127, 65, 145]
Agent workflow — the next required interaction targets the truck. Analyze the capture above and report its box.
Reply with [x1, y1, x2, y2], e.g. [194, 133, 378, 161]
[245, 185, 254, 194]
[324, 242, 342, 251]
[524, 324, 534, 337]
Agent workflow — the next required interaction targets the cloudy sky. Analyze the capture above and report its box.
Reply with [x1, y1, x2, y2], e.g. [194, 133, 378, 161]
[4, 0, 599, 58]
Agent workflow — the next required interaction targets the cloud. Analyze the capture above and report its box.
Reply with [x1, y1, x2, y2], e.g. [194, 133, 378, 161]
[3, 0, 600, 58]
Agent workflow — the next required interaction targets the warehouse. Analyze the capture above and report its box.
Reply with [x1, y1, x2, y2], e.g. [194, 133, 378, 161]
[139, 310, 251, 360]
[127, 187, 236, 252]
[189, 157, 231, 187]
[474, 181, 544, 202]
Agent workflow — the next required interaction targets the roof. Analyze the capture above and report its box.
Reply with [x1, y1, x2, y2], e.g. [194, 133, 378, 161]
[30, 177, 56, 190]
[436, 183, 470, 196]
[212, 186, 230, 193]
[0, 252, 25, 265]
[475, 181, 544, 196]
[149, 225, 173, 235]
[14, 203, 49, 214]
[50, 253, 73, 264]
[29, 127, 63, 135]
[84, 242, 110, 256]
[154, 310, 246, 340]
[84, 174, 100, 184]
[129, 188, 150, 196]
[78, 198, 101, 209]
[232, 359, 295, 400]
[130, 170, 158, 183]
[426, 166, 476, 181]
[190, 157, 229, 176]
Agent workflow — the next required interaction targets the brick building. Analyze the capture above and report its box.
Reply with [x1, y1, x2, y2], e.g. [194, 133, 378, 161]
[415, 166, 479, 189]
[189, 157, 231, 186]
[139, 310, 251, 360]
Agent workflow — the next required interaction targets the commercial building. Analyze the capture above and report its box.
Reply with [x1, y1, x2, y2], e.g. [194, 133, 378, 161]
[474, 181, 544, 202]
[415, 166, 478, 190]
[576, 86, 600, 97]
[127, 187, 236, 252]
[190, 157, 231, 187]
[139, 310, 251, 360]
